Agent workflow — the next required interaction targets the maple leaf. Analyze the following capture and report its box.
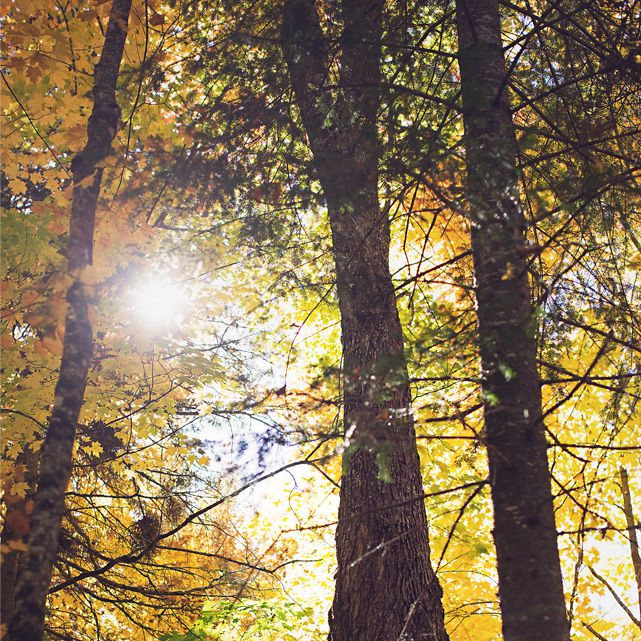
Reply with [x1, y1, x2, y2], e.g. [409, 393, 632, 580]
[83, 441, 104, 458]
[8, 179, 27, 195]
[11, 481, 30, 498]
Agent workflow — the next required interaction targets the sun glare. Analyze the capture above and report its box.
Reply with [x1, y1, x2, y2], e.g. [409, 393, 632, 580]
[130, 276, 186, 333]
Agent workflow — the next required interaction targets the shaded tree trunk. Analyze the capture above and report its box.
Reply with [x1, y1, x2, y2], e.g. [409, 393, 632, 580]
[282, 2, 448, 640]
[454, 1, 570, 640]
[8, 1, 132, 639]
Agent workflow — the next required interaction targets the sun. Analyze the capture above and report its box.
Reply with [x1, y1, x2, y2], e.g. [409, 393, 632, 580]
[129, 275, 187, 333]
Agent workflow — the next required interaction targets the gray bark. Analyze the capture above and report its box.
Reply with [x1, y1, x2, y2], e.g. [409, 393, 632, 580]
[454, 1, 570, 640]
[282, 2, 448, 640]
[8, 1, 132, 639]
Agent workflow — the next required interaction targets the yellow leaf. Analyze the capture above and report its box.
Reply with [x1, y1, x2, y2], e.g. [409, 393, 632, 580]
[9, 179, 27, 195]
[29, 440, 44, 453]
[6, 442, 23, 459]
[11, 481, 29, 498]
[83, 441, 103, 458]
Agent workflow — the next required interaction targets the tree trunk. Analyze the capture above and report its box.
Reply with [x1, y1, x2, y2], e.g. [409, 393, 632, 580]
[454, 1, 570, 640]
[282, 2, 448, 640]
[8, 1, 132, 639]
[620, 467, 641, 617]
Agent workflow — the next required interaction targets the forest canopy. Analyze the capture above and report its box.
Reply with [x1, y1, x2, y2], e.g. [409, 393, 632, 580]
[1, 1, 640, 641]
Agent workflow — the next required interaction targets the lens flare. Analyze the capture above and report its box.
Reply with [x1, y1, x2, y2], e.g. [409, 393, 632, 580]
[130, 276, 186, 333]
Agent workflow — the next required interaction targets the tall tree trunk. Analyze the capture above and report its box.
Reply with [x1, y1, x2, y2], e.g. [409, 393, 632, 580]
[454, 2, 570, 640]
[282, 2, 448, 640]
[8, 1, 132, 639]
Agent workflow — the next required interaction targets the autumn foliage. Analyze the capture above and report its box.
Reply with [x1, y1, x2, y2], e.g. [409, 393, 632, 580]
[1, 1, 640, 640]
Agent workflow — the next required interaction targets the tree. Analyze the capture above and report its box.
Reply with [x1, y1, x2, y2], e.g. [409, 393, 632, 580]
[281, 1, 448, 640]
[282, 0, 446, 641]
[1, 1, 640, 640]
[8, 1, 133, 638]
[453, 1, 570, 640]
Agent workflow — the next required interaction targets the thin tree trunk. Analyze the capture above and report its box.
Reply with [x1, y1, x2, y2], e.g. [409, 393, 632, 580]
[8, 1, 132, 639]
[454, 1, 570, 640]
[620, 467, 641, 617]
[282, 2, 448, 640]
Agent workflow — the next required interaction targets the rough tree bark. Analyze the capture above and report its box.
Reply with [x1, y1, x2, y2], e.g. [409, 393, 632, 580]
[454, 1, 570, 640]
[282, 2, 448, 640]
[8, 1, 132, 639]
